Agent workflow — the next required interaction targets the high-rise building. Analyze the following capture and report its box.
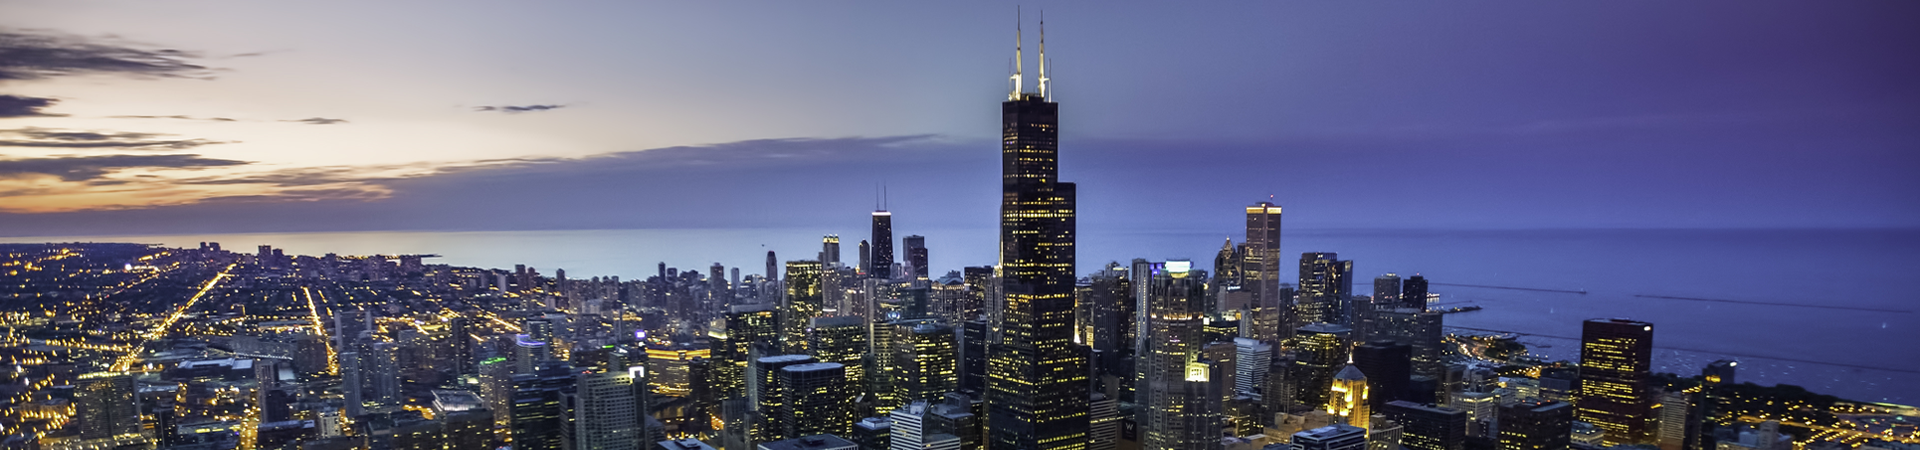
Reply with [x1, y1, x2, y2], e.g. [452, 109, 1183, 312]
[572, 367, 649, 450]
[890, 400, 934, 450]
[1135, 260, 1219, 450]
[511, 362, 574, 450]
[872, 211, 895, 280]
[780, 362, 857, 439]
[1292, 424, 1369, 450]
[752, 355, 820, 445]
[1244, 201, 1285, 343]
[809, 316, 870, 387]
[1352, 341, 1413, 410]
[1497, 401, 1573, 450]
[448, 317, 474, 376]
[75, 372, 138, 439]
[903, 235, 929, 280]
[1298, 253, 1354, 326]
[1383, 400, 1468, 450]
[1373, 274, 1401, 309]
[853, 417, 893, 450]
[1291, 324, 1352, 408]
[1401, 276, 1429, 311]
[713, 263, 732, 307]
[433, 390, 495, 450]
[720, 305, 781, 400]
[1373, 308, 1445, 382]
[1089, 393, 1120, 450]
[784, 261, 826, 354]
[960, 319, 989, 394]
[768, 251, 780, 282]
[891, 320, 958, 405]
[860, 241, 874, 276]
[1329, 364, 1370, 429]
[984, 19, 1087, 450]
[1575, 318, 1655, 446]
[1370, 415, 1405, 450]
[1233, 338, 1272, 398]
[823, 235, 843, 266]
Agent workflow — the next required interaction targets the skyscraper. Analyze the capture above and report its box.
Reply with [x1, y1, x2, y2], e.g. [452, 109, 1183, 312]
[719, 304, 780, 400]
[872, 211, 895, 280]
[891, 320, 958, 405]
[1245, 201, 1285, 343]
[1292, 424, 1369, 450]
[712, 263, 730, 307]
[809, 316, 870, 387]
[572, 367, 648, 450]
[1497, 401, 1573, 450]
[1576, 318, 1655, 446]
[1298, 253, 1354, 326]
[1373, 274, 1401, 309]
[1383, 401, 1468, 450]
[768, 251, 779, 282]
[904, 235, 929, 280]
[752, 355, 819, 445]
[985, 17, 1087, 450]
[1352, 341, 1413, 409]
[823, 235, 842, 266]
[780, 362, 857, 439]
[1135, 260, 1219, 450]
[512, 362, 574, 450]
[75, 372, 137, 439]
[1401, 276, 1430, 311]
[783, 261, 825, 354]
[1291, 324, 1353, 408]
[859, 240, 873, 276]
[1329, 364, 1370, 430]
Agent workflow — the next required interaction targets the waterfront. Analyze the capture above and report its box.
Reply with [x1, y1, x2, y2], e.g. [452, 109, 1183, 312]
[4, 226, 1914, 403]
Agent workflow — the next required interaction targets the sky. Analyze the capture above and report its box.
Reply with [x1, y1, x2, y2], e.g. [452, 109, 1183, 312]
[1, 1, 1917, 237]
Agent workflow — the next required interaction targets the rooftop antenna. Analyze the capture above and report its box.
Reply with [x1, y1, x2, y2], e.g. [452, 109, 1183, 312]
[883, 182, 889, 210]
[875, 183, 882, 210]
[1038, 10, 1048, 101]
[1011, 7, 1023, 100]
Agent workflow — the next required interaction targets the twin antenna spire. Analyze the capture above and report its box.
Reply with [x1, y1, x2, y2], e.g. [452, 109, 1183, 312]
[1010, 8, 1051, 101]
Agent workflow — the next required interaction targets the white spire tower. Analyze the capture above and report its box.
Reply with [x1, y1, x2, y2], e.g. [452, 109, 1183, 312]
[1011, 8, 1024, 100]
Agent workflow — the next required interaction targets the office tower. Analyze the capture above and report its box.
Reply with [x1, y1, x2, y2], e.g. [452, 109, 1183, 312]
[902, 235, 929, 280]
[720, 305, 780, 400]
[753, 355, 820, 444]
[781, 362, 857, 439]
[1233, 338, 1272, 398]
[960, 319, 988, 393]
[1401, 276, 1429, 311]
[1374, 308, 1445, 381]
[890, 400, 934, 450]
[1089, 393, 1119, 450]
[369, 341, 401, 408]
[1292, 424, 1369, 450]
[713, 263, 731, 305]
[1245, 201, 1285, 342]
[516, 334, 551, 373]
[1498, 401, 1572, 450]
[75, 372, 137, 439]
[901, 287, 934, 320]
[767, 251, 779, 281]
[892, 321, 958, 404]
[1383, 401, 1468, 450]
[1329, 364, 1370, 429]
[873, 211, 895, 280]
[860, 241, 874, 276]
[447, 317, 474, 376]
[985, 20, 1087, 450]
[784, 261, 826, 354]
[512, 362, 574, 450]
[1291, 324, 1352, 408]
[571, 367, 648, 450]
[1298, 253, 1354, 326]
[1136, 260, 1219, 450]
[1352, 341, 1413, 409]
[1088, 270, 1132, 378]
[810, 316, 871, 386]
[962, 267, 993, 319]
[1370, 415, 1405, 450]
[1657, 391, 1692, 450]
[433, 390, 495, 450]
[853, 417, 893, 450]
[1452, 390, 1497, 437]
[1373, 274, 1401, 309]
[1694, 360, 1736, 450]
[824, 235, 843, 266]
[1576, 318, 1655, 446]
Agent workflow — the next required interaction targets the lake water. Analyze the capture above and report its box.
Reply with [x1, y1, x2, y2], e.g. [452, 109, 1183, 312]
[6, 227, 1916, 404]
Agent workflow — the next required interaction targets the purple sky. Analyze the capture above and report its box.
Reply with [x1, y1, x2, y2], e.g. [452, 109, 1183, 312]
[1, 1, 1916, 236]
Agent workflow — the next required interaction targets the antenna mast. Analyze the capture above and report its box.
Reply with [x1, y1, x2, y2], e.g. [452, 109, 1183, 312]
[1038, 10, 1049, 101]
[1011, 7, 1023, 100]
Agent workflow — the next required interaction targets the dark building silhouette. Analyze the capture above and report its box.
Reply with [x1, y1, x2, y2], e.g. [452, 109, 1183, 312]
[1497, 400, 1573, 450]
[985, 20, 1088, 450]
[1384, 400, 1468, 450]
[1402, 275, 1430, 310]
[1576, 318, 1655, 446]
[1298, 253, 1353, 326]
[871, 211, 894, 280]
[1353, 340, 1413, 409]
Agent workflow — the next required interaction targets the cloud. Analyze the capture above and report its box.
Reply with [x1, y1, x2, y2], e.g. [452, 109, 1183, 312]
[0, 127, 230, 150]
[285, 117, 347, 125]
[0, 154, 248, 181]
[0, 95, 61, 117]
[111, 114, 236, 122]
[0, 30, 212, 81]
[475, 104, 565, 114]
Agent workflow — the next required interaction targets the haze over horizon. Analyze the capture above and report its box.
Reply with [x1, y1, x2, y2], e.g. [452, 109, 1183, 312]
[2, 1, 1917, 237]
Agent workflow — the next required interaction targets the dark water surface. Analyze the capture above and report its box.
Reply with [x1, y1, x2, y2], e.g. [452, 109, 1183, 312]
[8, 227, 1915, 403]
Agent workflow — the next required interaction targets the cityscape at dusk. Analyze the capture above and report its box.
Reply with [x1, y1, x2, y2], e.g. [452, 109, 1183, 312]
[0, 2, 1916, 450]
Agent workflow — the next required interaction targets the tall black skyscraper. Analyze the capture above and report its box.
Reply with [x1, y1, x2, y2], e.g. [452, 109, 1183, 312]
[986, 17, 1088, 450]
[872, 210, 894, 280]
[904, 235, 928, 280]
[1576, 318, 1655, 446]
[1402, 275, 1429, 310]
[1299, 252, 1354, 326]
